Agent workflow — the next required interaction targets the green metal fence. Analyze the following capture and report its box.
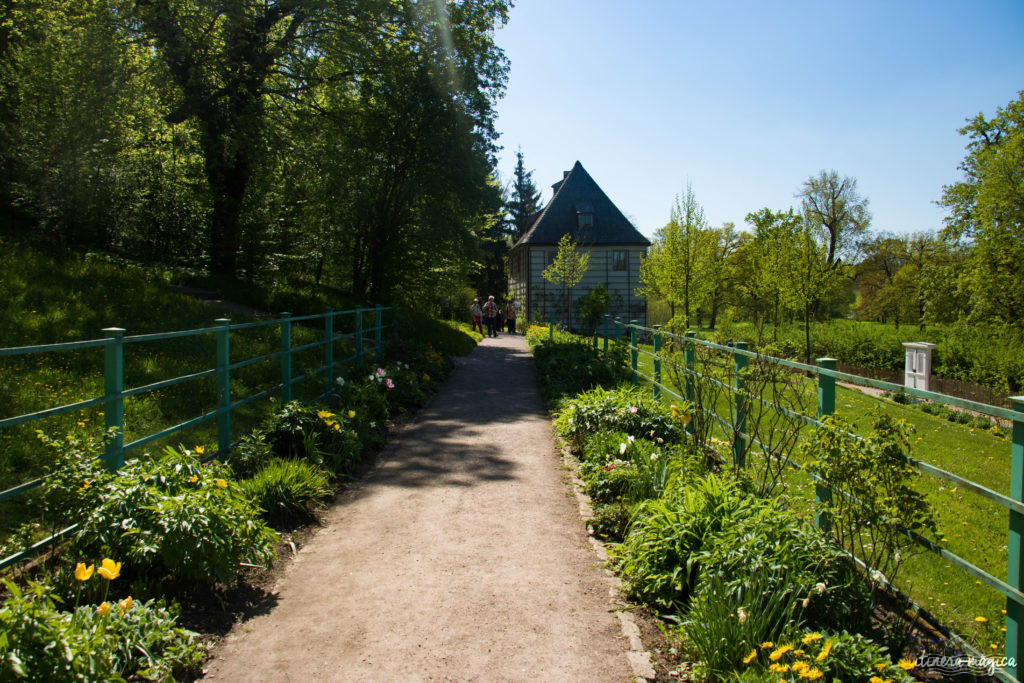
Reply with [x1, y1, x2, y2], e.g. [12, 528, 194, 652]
[0, 306, 393, 571]
[600, 316, 1024, 681]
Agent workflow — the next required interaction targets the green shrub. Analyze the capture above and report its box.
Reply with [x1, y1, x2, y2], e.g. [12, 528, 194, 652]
[242, 458, 333, 522]
[332, 375, 390, 449]
[71, 446, 278, 586]
[554, 386, 686, 450]
[530, 332, 630, 402]
[692, 496, 874, 637]
[32, 429, 115, 531]
[0, 579, 204, 681]
[226, 430, 276, 478]
[262, 401, 360, 472]
[682, 570, 803, 679]
[577, 431, 702, 505]
[615, 474, 753, 612]
[587, 503, 631, 542]
[373, 362, 426, 415]
[801, 413, 936, 588]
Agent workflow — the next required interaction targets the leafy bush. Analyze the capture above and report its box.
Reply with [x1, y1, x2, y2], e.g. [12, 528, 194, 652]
[615, 474, 753, 612]
[682, 570, 803, 679]
[800, 413, 936, 588]
[32, 429, 115, 531]
[554, 386, 687, 450]
[241, 458, 332, 522]
[587, 503, 631, 542]
[331, 375, 390, 449]
[529, 331, 630, 403]
[262, 401, 360, 473]
[226, 430, 276, 479]
[371, 362, 426, 415]
[71, 446, 278, 586]
[0, 579, 204, 681]
[577, 430, 702, 505]
[692, 494, 874, 637]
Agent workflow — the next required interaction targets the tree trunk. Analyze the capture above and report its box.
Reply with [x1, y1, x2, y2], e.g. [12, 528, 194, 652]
[804, 302, 812, 365]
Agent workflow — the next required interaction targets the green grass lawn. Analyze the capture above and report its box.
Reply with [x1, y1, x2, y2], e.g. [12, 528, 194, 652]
[632, 340, 1013, 651]
[0, 238, 477, 551]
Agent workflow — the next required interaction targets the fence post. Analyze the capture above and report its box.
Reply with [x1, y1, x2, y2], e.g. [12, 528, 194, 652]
[280, 312, 292, 403]
[603, 314, 610, 353]
[684, 331, 696, 436]
[324, 308, 334, 394]
[629, 320, 638, 386]
[1006, 395, 1024, 679]
[815, 357, 838, 533]
[102, 328, 125, 470]
[355, 307, 363, 361]
[732, 341, 748, 469]
[215, 318, 231, 455]
[374, 306, 383, 362]
[653, 325, 662, 400]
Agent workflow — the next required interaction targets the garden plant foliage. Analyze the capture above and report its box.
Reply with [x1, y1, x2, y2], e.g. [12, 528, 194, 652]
[537, 328, 928, 680]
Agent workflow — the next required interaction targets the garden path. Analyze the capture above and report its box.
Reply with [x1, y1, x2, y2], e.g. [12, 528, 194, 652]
[202, 333, 635, 682]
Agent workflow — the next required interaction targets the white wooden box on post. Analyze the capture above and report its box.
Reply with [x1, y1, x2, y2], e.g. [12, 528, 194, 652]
[903, 341, 937, 392]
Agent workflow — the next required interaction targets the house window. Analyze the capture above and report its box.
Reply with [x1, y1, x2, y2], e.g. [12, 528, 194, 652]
[547, 250, 557, 267]
[612, 250, 627, 271]
[578, 213, 593, 228]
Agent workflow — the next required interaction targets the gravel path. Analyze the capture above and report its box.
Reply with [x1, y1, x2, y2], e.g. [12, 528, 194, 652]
[203, 334, 634, 682]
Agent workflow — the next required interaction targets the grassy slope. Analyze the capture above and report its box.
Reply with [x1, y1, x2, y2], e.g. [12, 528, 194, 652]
[0, 238, 478, 535]
[632, 343, 1011, 650]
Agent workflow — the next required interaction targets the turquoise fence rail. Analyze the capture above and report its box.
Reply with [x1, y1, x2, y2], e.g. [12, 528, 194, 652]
[597, 315, 1024, 682]
[0, 306, 394, 571]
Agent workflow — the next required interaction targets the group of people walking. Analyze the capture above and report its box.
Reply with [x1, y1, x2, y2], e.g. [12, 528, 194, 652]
[470, 295, 518, 338]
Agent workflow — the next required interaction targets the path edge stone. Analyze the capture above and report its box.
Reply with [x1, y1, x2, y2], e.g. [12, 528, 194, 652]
[557, 438, 657, 682]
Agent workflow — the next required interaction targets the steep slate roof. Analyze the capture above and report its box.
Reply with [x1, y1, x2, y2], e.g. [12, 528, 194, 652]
[512, 161, 650, 248]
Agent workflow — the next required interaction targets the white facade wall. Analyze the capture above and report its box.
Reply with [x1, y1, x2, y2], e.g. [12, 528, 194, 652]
[508, 245, 647, 330]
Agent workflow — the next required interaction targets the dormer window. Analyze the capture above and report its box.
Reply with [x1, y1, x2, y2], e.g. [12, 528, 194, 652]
[576, 201, 594, 229]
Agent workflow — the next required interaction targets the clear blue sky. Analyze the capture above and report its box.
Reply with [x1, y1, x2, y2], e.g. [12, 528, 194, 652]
[492, 0, 1024, 240]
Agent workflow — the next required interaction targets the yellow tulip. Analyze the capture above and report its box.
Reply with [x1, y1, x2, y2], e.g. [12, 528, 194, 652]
[348, 410, 356, 419]
[97, 602, 111, 616]
[317, 410, 334, 419]
[195, 445, 205, 455]
[97, 558, 121, 581]
[215, 479, 228, 489]
[74, 563, 94, 581]
[189, 474, 199, 483]
[119, 596, 133, 614]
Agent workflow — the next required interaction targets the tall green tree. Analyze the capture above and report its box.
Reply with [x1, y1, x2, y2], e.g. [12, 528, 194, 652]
[507, 147, 541, 241]
[939, 90, 1024, 326]
[543, 233, 589, 329]
[798, 170, 871, 271]
[637, 183, 712, 330]
[743, 208, 802, 341]
[130, 0, 321, 277]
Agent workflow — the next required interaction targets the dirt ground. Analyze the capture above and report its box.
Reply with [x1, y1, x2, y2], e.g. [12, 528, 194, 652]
[202, 334, 639, 682]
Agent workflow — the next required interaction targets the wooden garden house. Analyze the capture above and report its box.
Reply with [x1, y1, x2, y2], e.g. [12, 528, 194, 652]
[507, 161, 650, 329]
